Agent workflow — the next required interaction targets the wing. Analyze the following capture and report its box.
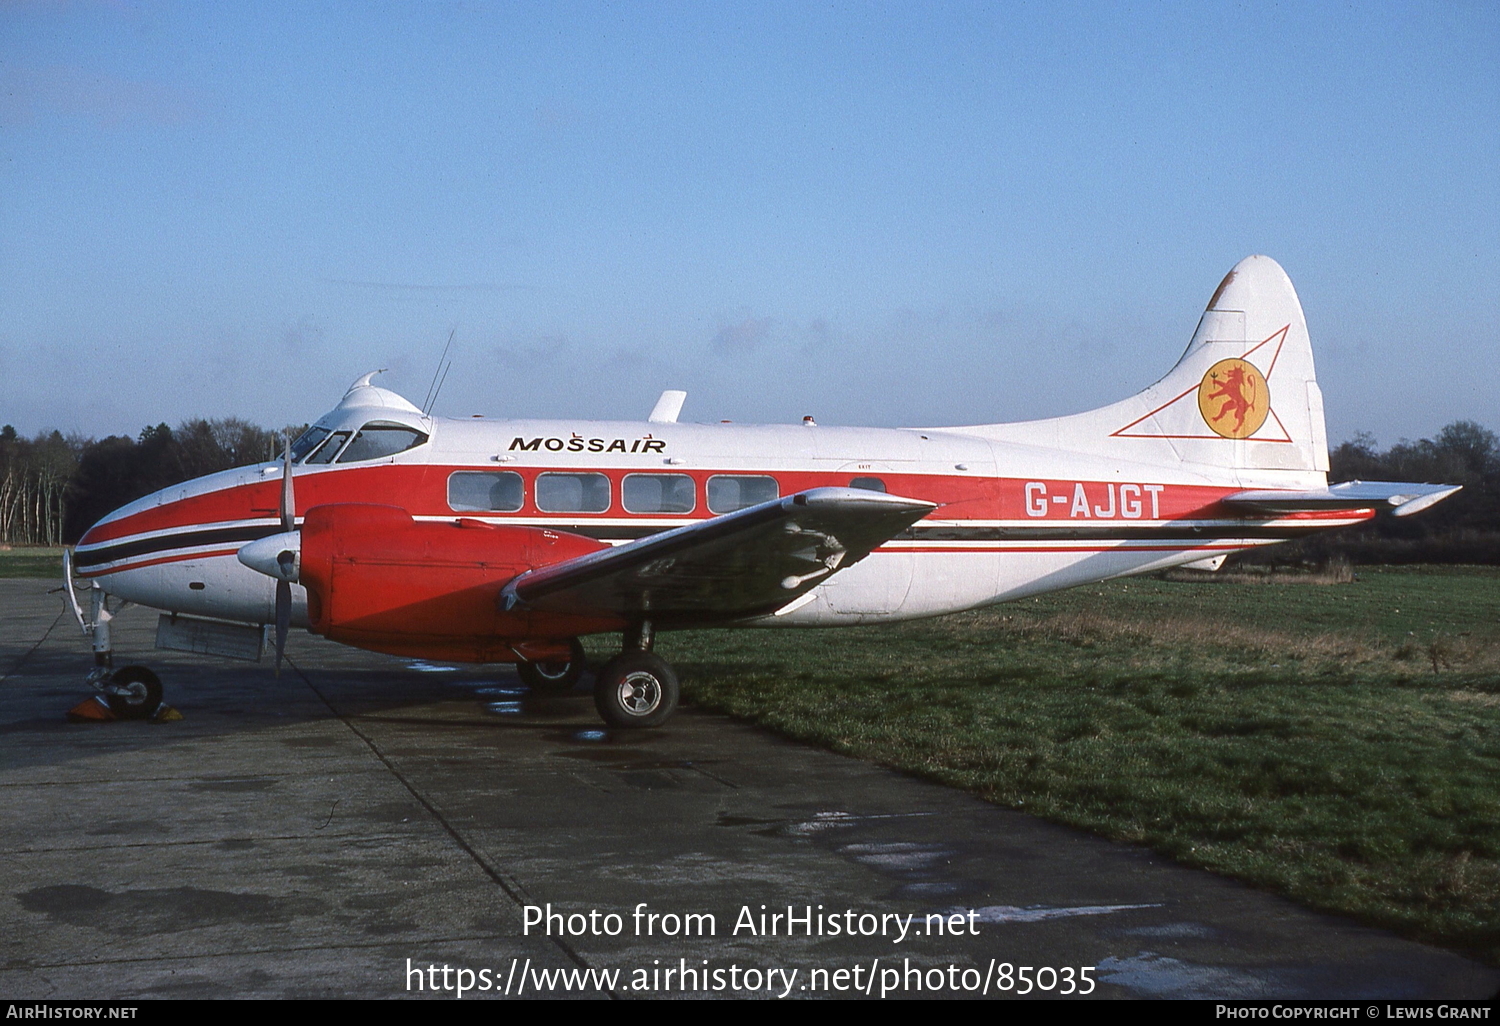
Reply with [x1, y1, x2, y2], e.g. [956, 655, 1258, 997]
[1223, 480, 1461, 518]
[501, 487, 935, 624]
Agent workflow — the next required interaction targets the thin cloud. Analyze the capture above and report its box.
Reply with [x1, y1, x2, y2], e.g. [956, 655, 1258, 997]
[321, 279, 533, 293]
[490, 334, 571, 369]
[279, 316, 324, 353]
[711, 315, 774, 353]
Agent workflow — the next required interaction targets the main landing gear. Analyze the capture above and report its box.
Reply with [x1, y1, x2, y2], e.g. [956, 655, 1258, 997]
[516, 638, 587, 693]
[593, 620, 678, 729]
[516, 623, 679, 728]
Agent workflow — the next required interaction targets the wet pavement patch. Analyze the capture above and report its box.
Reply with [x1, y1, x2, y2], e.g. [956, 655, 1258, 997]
[85, 819, 171, 837]
[1094, 952, 1285, 999]
[17, 885, 326, 934]
[278, 736, 341, 749]
[188, 778, 279, 793]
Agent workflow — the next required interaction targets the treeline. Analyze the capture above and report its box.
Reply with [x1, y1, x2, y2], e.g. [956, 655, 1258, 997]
[0, 428, 76, 546]
[2, 416, 1498, 561]
[1239, 420, 1500, 566]
[0, 419, 298, 546]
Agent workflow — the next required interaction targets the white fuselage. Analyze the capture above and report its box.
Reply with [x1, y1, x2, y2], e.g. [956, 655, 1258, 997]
[74, 398, 1358, 637]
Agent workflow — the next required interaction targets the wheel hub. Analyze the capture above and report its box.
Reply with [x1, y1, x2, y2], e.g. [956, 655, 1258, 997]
[112, 681, 150, 706]
[617, 671, 662, 715]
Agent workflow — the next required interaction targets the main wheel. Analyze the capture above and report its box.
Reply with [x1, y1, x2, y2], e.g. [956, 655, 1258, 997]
[593, 652, 679, 728]
[516, 638, 587, 692]
[106, 666, 162, 720]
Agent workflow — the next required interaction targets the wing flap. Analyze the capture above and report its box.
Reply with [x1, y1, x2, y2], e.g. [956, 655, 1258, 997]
[503, 487, 935, 623]
[1223, 480, 1461, 518]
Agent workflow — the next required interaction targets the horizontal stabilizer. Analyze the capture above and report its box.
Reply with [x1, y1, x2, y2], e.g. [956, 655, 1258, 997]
[1223, 480, 1462, 518]
[502, 487, 935, 623]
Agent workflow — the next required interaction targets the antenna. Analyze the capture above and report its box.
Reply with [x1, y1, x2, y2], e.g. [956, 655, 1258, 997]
[426, 360, 453, 416]
[422, 328, 456, 414]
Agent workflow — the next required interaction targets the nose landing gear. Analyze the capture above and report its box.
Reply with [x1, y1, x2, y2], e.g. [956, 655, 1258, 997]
[70, 662, 175, 724]
[62, 556, 178, 723]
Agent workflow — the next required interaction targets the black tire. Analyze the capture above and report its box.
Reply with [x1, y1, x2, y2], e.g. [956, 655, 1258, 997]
[106, 666, 163, 720]
[516, 638, 587, 692]
[593, 652, 679, 729]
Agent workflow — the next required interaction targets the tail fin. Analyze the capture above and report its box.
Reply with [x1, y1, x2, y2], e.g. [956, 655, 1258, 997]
[973, 255, 1330, 485]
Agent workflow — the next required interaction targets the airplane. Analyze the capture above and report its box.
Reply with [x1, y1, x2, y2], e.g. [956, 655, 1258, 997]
[62, 255, 1460, 728]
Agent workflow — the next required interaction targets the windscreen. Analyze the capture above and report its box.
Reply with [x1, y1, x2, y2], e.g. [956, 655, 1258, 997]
[289, 427, 330, 462]
[337, 423, 429, 463]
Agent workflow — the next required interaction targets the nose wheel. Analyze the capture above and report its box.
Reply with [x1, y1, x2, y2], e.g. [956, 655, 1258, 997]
[593, 651, 678, 728]
[105, 666, 164, 720]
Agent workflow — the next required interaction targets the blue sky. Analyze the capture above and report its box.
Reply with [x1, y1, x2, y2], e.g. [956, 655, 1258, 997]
[2, 1, 1496, 446]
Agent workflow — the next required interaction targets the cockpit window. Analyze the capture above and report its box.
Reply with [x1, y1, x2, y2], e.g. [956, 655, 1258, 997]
[336, 423, 429, 463]
[303, 431, 351, 465]
[289, 427, 330, 462]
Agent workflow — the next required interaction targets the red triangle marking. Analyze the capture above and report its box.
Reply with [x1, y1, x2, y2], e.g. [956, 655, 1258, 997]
[1110, 383, 1199, 437]
[1260, 407, 1294, 443]
[1252, 325, 1290, 378]
[1110, 325, 1291, 438]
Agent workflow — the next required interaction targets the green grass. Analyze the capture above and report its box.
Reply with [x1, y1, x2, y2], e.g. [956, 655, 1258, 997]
[0, 546, 68, 580]
[620, 566, 1500, 964]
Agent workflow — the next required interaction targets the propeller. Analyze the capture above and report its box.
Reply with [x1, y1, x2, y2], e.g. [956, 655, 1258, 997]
[274, 437, 295, 675]
[238, 440, 302, 675]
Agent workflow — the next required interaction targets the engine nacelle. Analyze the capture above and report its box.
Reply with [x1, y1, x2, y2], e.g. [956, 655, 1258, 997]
[297, 503, 621, 662]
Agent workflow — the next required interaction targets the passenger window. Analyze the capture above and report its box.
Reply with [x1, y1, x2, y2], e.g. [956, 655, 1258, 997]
[706, 475, 779, 513]
[289, 426, 330, 462]
[448, 471, 523, 513]
[849, 477, 887, 492]
[536, 472, 610, 513]
[303, 431, 351, 465]
[337, 423, 429, 463]
[622, 474, 695, 514]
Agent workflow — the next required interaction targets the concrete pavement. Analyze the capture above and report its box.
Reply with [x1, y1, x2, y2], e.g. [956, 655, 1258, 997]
[1, 578, 1495, 1000]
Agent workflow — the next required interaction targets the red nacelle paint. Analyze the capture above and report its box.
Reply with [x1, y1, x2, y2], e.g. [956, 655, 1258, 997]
[298, 503, 622, 663]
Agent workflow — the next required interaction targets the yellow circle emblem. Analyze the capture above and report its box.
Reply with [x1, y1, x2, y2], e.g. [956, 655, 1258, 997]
[1198, 358, 1269, 439]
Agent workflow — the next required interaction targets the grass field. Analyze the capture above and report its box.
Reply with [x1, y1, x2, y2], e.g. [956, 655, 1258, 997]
[0, 546, 66, 580]
[623, 566, 1500, 965]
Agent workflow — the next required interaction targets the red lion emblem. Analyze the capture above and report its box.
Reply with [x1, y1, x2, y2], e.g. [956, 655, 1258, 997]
[1206, 366, 1256, 432]
[1197, 359, 1269, 439]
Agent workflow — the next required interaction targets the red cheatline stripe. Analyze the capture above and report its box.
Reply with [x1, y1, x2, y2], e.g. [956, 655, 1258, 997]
[875, 543, 1251, 554]
[76, 548, 244, 578]
[83, 541, 1254, 577]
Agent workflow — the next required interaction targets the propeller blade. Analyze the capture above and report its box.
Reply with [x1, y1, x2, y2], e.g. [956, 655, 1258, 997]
[274, 579, 291, 677]
[262, 438, 297, 677]
[280, 437, 295, 533]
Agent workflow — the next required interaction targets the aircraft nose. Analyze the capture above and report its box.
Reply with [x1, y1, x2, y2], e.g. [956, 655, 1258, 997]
[238, 531, 301, 582]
